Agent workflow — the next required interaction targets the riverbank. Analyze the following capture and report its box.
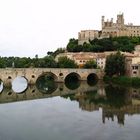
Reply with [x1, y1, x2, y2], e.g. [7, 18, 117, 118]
[103, 76, 140, 87]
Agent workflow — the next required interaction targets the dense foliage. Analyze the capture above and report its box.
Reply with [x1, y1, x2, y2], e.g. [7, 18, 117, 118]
[105, 52, 125, 76]
[105, 85, 126, 108]
[66, 36, 140, 52]
[83, 60, 97, 69]
[0, 55, 79, 68]
[57, 56, 78, 68]
[104, 76, 140, 88]
[47, 48, 65, 57]
[0, 56, 57, 68]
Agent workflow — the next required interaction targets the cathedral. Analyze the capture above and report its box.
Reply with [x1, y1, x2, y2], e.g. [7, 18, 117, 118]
[78, 13, 140, 45]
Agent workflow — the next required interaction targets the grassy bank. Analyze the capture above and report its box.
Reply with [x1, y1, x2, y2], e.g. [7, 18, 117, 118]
[103, 76, 140, 87]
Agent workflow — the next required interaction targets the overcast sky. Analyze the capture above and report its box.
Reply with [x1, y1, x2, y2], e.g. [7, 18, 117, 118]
[0, 0, 139, 58]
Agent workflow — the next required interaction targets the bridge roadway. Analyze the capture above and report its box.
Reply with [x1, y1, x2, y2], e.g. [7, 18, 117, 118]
[0, 68, 104, 86]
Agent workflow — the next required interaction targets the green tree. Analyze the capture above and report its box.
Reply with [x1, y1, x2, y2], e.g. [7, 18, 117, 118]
[14, 57, 31, 68]
[58, 56, 78, 68]
[83, 60, 97, 69]
[66, 36, 138, 53]
[43, 56, 57, 68]
[82, 42, 91, 52]
[0, 57, 6, 68]
[47, 51, 53, 56]
[66, 38, 78, 52]
[51, 48, 65, 57]
[105, 52, 125, 76]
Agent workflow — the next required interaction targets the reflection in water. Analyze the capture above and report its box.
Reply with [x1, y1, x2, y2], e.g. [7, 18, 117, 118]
[65, 74, 81, 90]
[87, 80, 97, 86]
[0, 81, 3, 93]
[87, 73, 98, 86]
[65, 80, 81, 90]
[61, 84, 140, 125]
[36, 75, 58, 94]
[105, 85, 128, 108]
[1, 81, 140, 126]
[12, 76, 28, 93]
[1, 82, 140, 140]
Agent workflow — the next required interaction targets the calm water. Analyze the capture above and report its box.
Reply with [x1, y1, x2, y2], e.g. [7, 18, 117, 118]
[0, 78, 140, 140]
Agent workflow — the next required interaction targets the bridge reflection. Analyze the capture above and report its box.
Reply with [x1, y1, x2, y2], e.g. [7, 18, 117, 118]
[0, 81, 99, 103]
[0, 82, 140, 125]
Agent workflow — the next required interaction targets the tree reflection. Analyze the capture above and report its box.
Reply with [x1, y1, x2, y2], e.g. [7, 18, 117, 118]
[82, 90, 106, 105]
[105, 85, 127, 108]
[62, 94, 76, 101]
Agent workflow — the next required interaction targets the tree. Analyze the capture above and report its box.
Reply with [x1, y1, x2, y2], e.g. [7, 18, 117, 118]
[51, 48, 65, 57]
[83, 60, 97, 69]
[47, 51, 53, 56]
[58, 56, 78, 68]
[35, 54, 38, 59]
[14, 57, 31, 68]
[66, 38, 78, 52]
[82, 42, 91, 52]
[105, 52, 125, 76]
[43, 56, 57, 68]
[0, 57, 6, 68]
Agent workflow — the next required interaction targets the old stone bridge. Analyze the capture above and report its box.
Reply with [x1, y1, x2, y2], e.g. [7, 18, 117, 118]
[0, 68, 104, 86]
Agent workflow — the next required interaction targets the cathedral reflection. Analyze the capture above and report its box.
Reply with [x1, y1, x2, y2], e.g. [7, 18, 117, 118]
[61, 84, 140, 125]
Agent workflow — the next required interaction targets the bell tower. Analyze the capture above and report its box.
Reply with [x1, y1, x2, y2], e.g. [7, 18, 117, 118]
[102, 16, 105, 29]
[116, 13, 124, 25]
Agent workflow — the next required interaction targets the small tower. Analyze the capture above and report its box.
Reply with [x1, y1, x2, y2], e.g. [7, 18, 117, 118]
[116, 13, 124, 25]
[101, 16, 105, 29]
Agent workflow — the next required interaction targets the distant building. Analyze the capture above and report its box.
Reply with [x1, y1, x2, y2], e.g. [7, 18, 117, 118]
[55, 52, 97, 68]
[55, 51, 135, 69]
[78, 30, 99, 45]
[125, 45, 140, 77]
[78, 13, 140, 45]
[134, 45, 140, 56]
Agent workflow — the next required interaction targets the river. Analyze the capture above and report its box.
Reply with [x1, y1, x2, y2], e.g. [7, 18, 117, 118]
[0, 77, 140, 140]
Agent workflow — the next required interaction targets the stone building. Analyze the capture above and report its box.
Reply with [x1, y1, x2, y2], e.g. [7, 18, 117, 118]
[102, 13, 140, 38]
[55, 51, 133, 69]
[55, 52, 97, 68]
[125, 45, 140, 77]
[78, 30, 99, 45]
[78, 13, 140, 45]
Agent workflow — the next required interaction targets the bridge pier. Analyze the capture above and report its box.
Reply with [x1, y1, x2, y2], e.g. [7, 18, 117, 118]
[3, 79, 12, 88]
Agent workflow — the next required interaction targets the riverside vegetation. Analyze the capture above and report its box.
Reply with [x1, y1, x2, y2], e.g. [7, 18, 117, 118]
[103, 76, 140, 88]
[104, 51, 140, 87]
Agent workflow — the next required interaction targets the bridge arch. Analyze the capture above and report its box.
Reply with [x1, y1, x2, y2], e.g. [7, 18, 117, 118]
[87, 73, 98, 86]
[36, 72, 58, 94]
[64, 72, 81, 90]
[12, 76, 28, 93]
[64, 72, 81, 82]
[0, 79, 4, 93]
[36, 72, 58, 82]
